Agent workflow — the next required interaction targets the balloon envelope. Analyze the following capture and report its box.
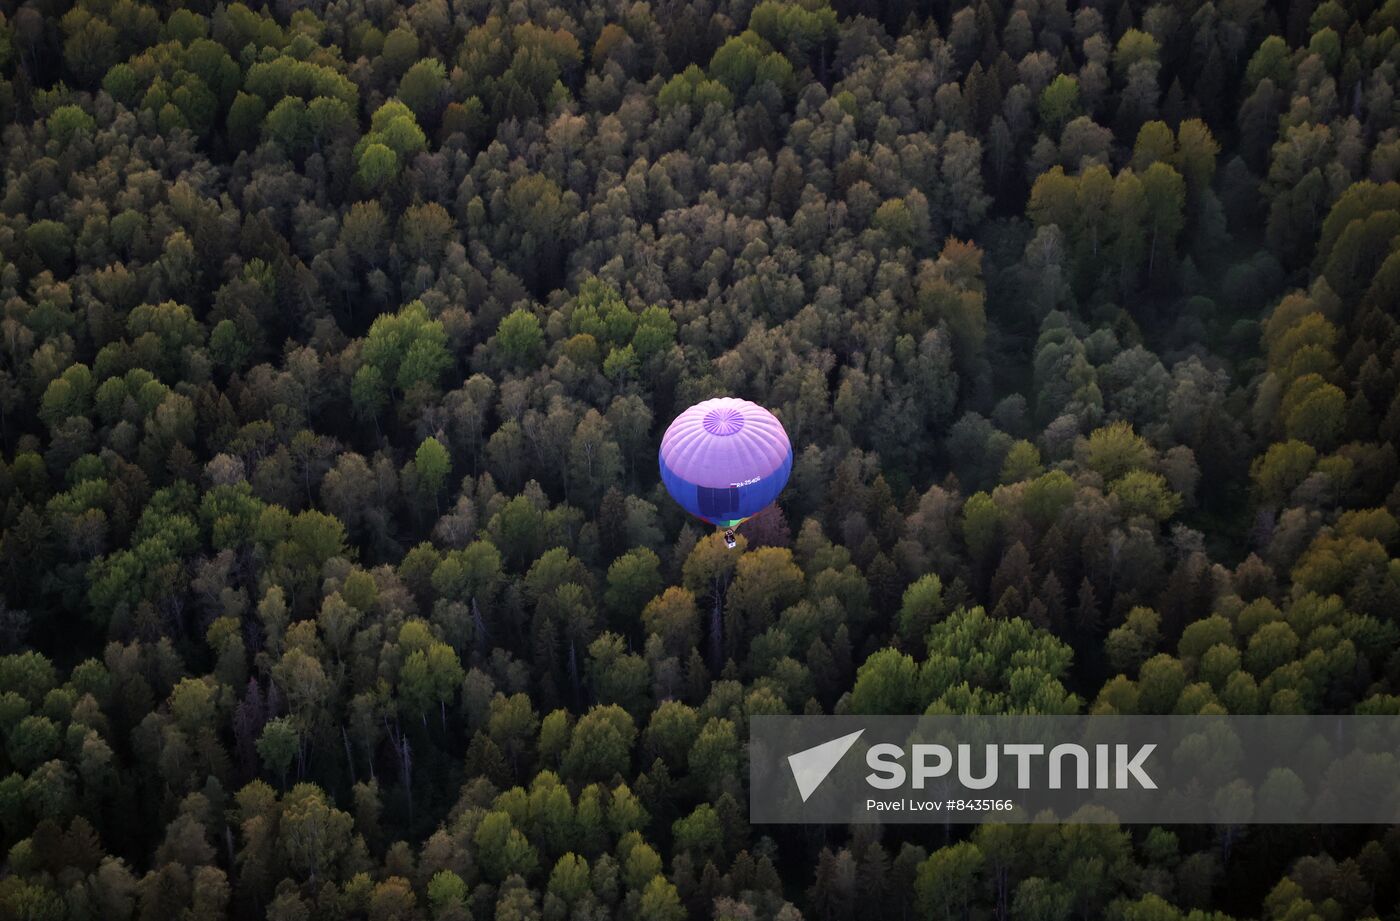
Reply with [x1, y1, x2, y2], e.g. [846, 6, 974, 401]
[658, 397, 792, 529]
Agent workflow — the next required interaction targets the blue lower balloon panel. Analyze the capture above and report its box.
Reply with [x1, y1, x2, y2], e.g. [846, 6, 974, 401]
[659, 450, 793, 529]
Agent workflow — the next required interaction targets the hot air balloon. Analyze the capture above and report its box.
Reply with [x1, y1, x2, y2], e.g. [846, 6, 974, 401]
[659, 397, 792, 548]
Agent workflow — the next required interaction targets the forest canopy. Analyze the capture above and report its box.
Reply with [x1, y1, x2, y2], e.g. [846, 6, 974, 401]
[1, 0, 1400, 918]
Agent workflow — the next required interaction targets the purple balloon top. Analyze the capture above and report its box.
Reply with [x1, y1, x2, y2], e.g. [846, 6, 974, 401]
[659, 398, 791, 489]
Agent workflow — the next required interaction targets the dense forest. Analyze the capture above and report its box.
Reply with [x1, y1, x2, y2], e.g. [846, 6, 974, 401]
[0, 0, 1399, 917]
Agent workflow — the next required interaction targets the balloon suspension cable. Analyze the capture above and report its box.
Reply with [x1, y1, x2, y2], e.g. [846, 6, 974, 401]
[723, 528, 737, 549]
